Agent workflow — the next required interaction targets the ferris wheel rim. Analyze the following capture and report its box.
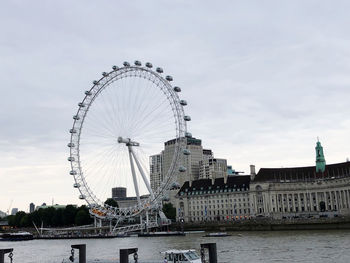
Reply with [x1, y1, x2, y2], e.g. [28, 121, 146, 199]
[68, 62, 188, 219]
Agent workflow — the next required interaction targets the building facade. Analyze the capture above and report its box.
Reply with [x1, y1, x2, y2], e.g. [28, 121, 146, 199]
[199, 158, 228, 182]
[175, 176, 251, 222]
[150, 153, 163, 192]
[250, 161, 350, 219]
[175, 141, 350, 222]
[29, 203, 35, 213]
[112, 187, 127, 199]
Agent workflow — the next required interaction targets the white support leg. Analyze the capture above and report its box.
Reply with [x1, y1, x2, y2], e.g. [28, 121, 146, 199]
[130, 147, 155, 200]
[146, 210, 149, 233]
[128, 146, 141, 206]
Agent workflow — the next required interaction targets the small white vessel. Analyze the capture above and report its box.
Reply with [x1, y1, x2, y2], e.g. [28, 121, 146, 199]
[161, 249, 202, 263]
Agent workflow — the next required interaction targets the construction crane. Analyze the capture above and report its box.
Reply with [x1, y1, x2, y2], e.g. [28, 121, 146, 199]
[6, 200, 13, 215]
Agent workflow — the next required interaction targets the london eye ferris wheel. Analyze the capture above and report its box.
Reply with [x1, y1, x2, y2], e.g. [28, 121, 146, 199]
[68, 61, 191, 221]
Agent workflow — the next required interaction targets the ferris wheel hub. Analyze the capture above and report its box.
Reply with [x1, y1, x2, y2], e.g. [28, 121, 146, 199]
[117, 136, 140, 146]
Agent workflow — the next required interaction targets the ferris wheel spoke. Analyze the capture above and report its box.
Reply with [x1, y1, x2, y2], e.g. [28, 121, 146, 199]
[129, 99, 172, 137]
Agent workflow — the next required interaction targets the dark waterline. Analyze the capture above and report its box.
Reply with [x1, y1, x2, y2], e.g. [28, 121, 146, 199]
[1, 230, 350, 263]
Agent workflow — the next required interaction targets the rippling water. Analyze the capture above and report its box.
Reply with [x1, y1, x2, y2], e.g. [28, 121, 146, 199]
[1, 230, 350, 263]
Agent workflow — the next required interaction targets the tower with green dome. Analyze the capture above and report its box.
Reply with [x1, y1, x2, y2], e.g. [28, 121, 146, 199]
[315, 139, 326, 173]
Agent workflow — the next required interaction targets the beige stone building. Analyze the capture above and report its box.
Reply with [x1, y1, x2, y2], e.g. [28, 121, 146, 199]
[250, 162, 350, 219]
[175, 176, 251, 222]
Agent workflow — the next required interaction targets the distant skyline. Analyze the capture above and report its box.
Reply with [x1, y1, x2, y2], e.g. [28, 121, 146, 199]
[2, 1, 350, 212]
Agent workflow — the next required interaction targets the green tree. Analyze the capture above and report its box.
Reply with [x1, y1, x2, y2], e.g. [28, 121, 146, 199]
[75, 209, 90, 226]
[104, 198, 118, 208]
[20, 214, 31, 227]
[162, 203, 176, 220]
[63, 205, 77, 226]
[52, 209, 64, 227]
[14, 211, 26, 227]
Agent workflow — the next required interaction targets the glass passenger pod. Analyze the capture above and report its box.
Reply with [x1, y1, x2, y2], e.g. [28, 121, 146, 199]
[69, 129, 77, 134]
[73, 115, 80, 120]
[145, 62, 153, 68]
[156, 67, 163, 73]
[93, 80, 98, 85]
[112, 65, 119, 71]
[134, 60, 142, 66]
[162, 249, 201, 263]
[179, 166, 187, 172]
[180, 100, 187, 106]
[174, 86, 181, 92]
[73, 183, 80, 188]
[84, 90, 92, 96]
[102, 72, 108, 77]
[78, 102, 85, 108]
[183, 149, 191, 155]
[67, 143, 75, 148]
[184, 116, 191, 121]
[79, 195, 86, 200]
[166, 75, 173, 81]
[70, 170, 77, 175]
[123, 61, 130, 67]
[185, 132, 192, 138]
[68, 157, 75, 162]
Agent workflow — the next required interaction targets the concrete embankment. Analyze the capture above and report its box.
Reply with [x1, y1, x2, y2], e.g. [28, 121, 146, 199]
[182, 217, 350, 231]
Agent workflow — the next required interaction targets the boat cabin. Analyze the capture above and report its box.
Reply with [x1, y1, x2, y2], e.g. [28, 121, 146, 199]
[161, 249, 201, 263]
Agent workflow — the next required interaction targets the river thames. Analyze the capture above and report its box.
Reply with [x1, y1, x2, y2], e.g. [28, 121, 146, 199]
[1, 230, 350, 262]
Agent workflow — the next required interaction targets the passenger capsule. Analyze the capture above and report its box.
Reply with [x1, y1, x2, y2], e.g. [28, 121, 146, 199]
[162, 196, 170, 201]
[156, 67, 163, 73]
[184, 116, 191, 121]
[69, 129, 77, 134]
[79, 195, 86, 200]
[134, 60, 142, 66]
[173, 86, 181, 92]
[180, 100, 187, 106]
[185, 132, 192, 138]
[183, 149, 191, 155]
[73, 183, 80, 188]
[85, 90, 92, 96]
[67, 142, 75, 148]
[112, 65, 119, 70]
[171, 182, 180, 188]
[68, 157, 75, 162]
[165, 75, 173, 81]
[123, 61, 130, 67]
[102, 72, 108, 77]
[93, 80, 98, 85]
[179, 166, 186, 172]
[145, 62, 153, 68]
[70, 170, 77, 175]
[73, 115, 80, 120]
[78, 102, 85, 107]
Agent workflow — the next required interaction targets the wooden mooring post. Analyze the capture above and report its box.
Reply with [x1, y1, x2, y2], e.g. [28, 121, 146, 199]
[0, 248, 13, 263]
[201, 243, 217, 263]
[120, 248, 138, 263]
[71, 244, 86, 263]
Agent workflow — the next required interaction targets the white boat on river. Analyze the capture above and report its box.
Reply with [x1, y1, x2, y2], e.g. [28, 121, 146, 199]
[160, 249, 202, 263]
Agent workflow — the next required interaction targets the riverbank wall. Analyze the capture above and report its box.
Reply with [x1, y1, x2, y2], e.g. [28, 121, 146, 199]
[181, 216, 350, 231]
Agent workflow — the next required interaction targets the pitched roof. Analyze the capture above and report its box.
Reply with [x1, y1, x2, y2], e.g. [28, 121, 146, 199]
[177, 176, 250, 197]
[254, 161, 350, 182]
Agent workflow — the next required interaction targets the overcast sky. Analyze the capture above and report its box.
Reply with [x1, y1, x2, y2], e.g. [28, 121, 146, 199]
[1, 0, 350, 212]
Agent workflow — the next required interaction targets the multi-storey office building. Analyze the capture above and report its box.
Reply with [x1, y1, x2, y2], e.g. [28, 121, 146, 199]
[199, 158, 228, 182]
[150, 153, 163, 192]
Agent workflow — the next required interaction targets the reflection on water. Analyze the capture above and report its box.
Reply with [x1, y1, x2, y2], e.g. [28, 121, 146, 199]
[1, 230, 350, 263]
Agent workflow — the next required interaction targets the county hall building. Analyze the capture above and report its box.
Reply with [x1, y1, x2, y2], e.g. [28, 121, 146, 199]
[175, 140, 350, 222]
